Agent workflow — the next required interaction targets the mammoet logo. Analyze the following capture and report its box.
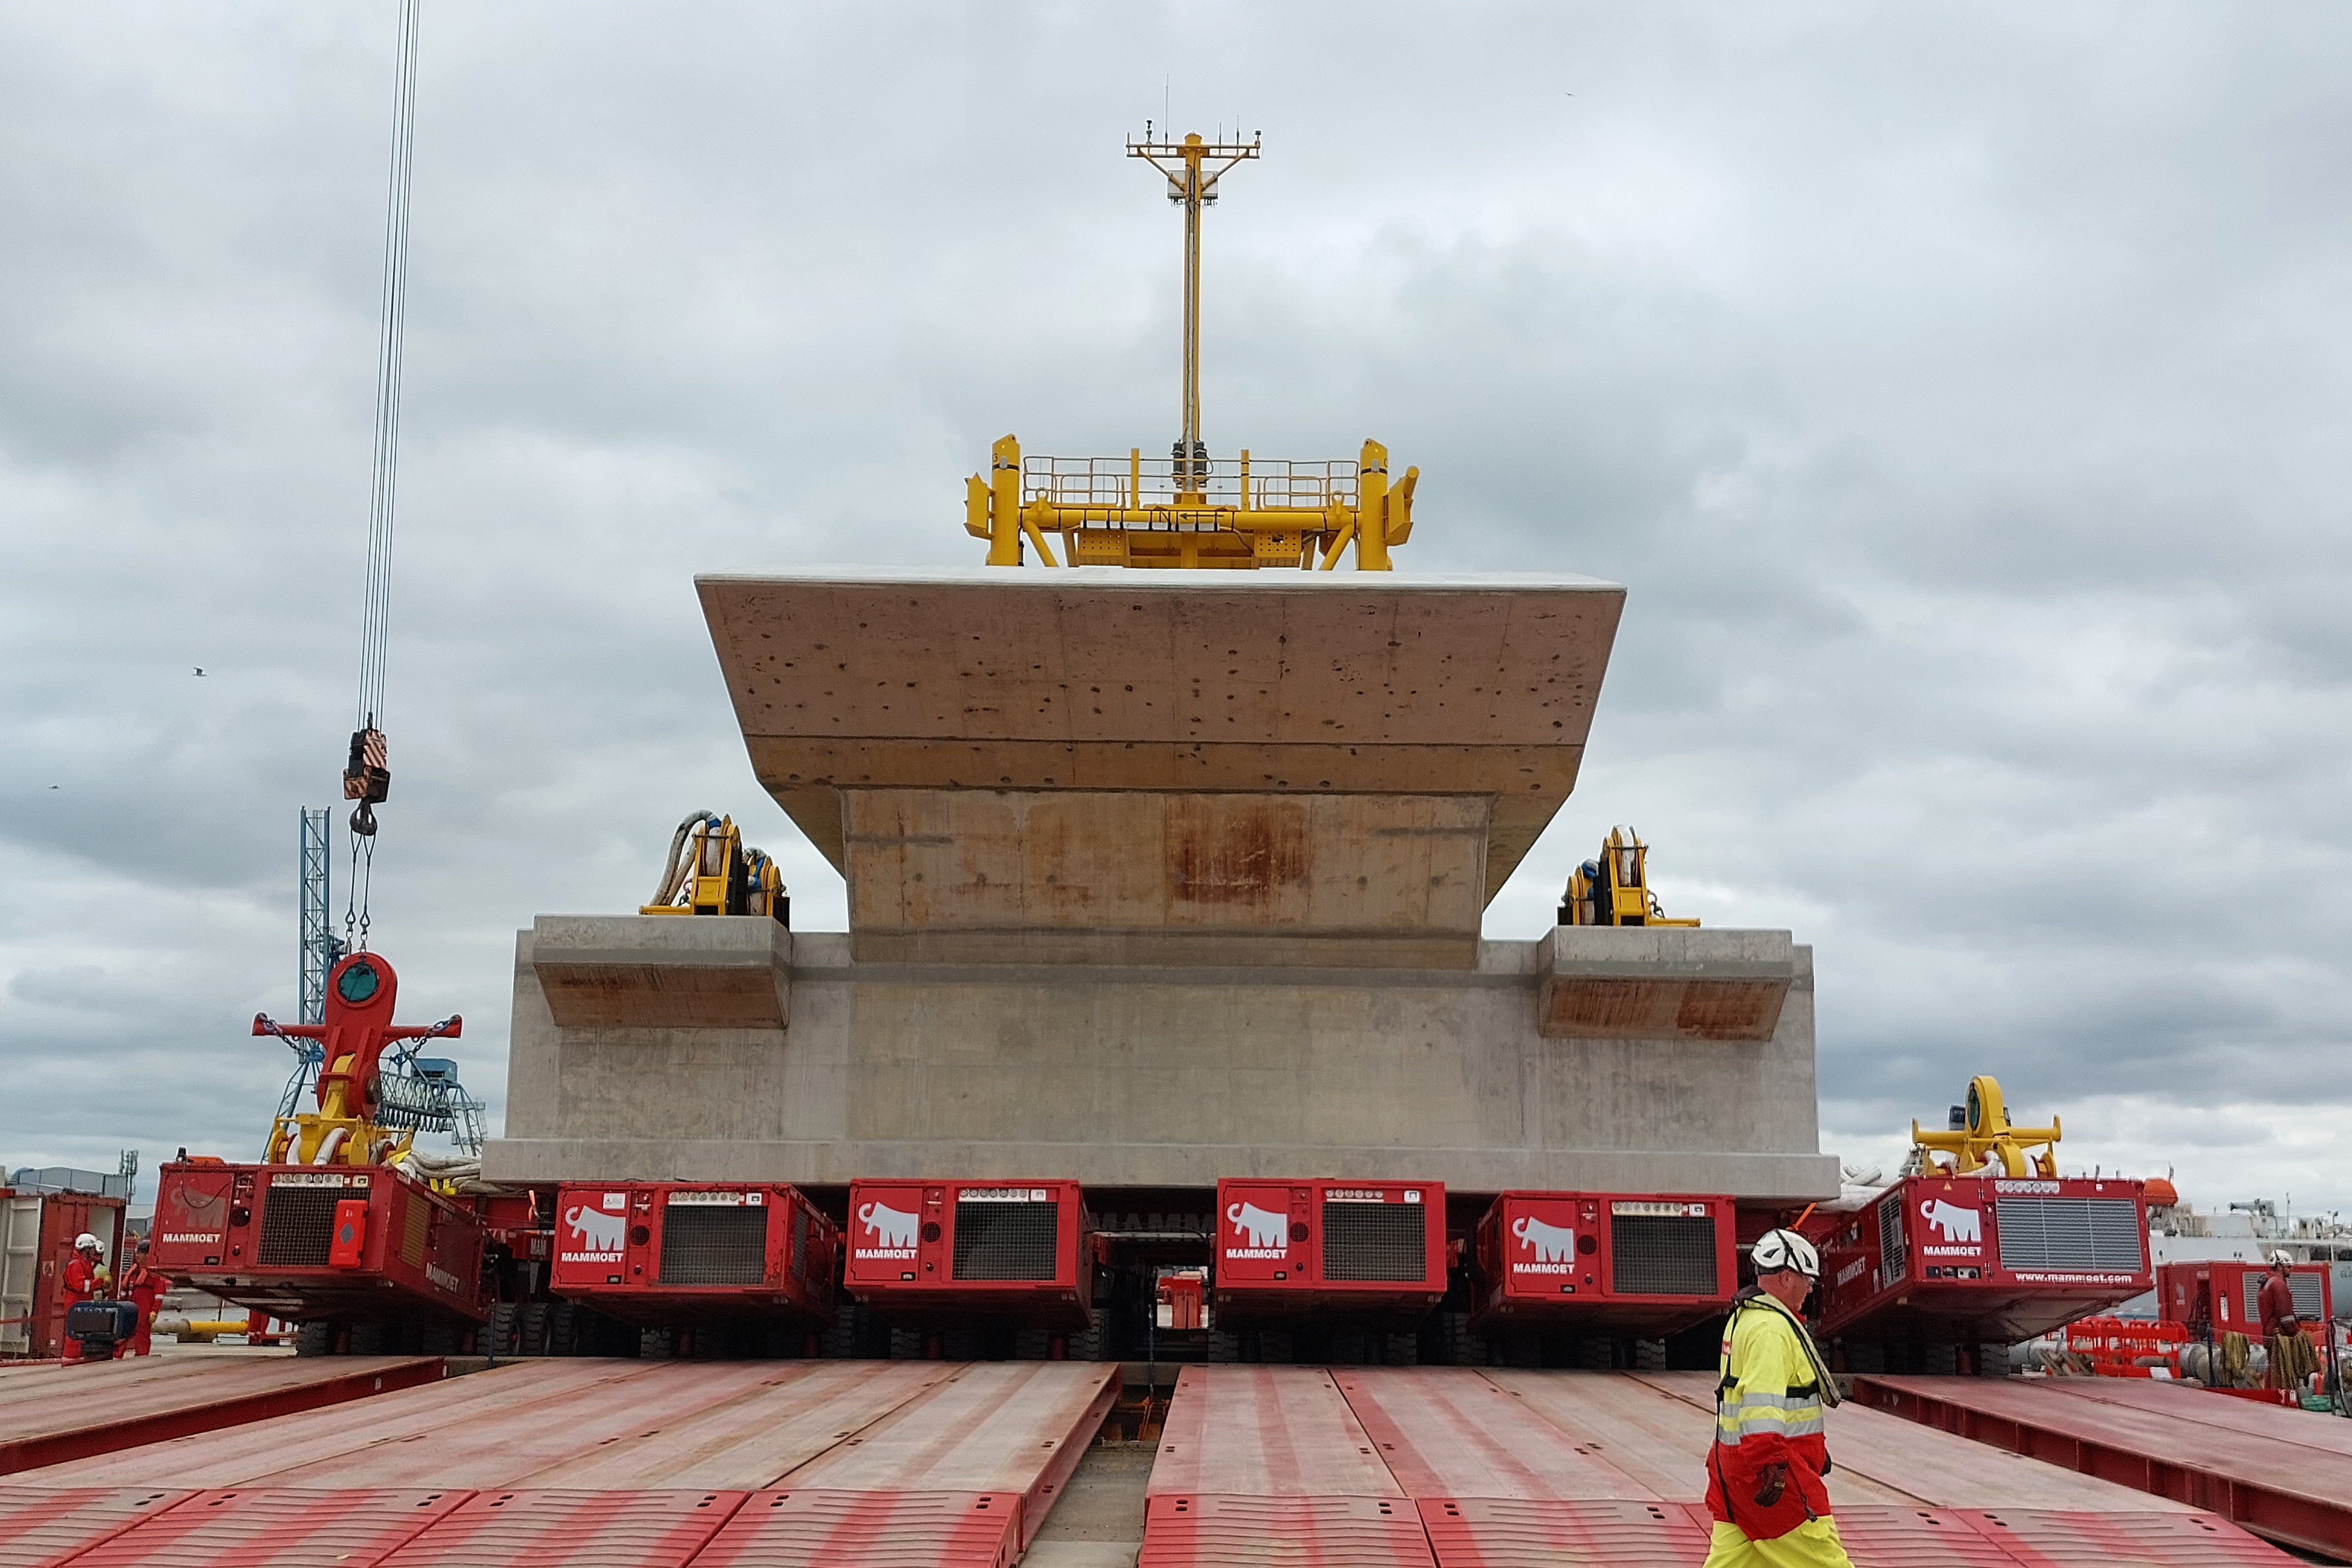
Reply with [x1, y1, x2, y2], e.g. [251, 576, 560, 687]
[565, 1204, 626, 1257]
[1227, 1200, 1288, 1258]
[160, 1232, 224, 1246]
[857, 1201, 920, 1258]
[426, 1262, 462, 1294]
[1511, 1215, 1576, 1274]
[1919, 1198, 1982, 1246]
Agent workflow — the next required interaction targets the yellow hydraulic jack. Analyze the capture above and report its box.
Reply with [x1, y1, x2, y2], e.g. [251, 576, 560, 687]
[1910, 1076, 2063, 1179]
[1559, 827, 1702, 928]
[641, 811, 787, 922]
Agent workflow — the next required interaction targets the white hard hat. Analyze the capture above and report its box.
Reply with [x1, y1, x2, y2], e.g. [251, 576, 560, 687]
[2272, 1251, 2295, 1268]
[1752, 1228, 1821, 1280]
[74, 1232, 100, 1251]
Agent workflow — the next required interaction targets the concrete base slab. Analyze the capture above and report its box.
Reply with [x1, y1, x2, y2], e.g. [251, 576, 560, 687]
[531, 915, 791, 1028]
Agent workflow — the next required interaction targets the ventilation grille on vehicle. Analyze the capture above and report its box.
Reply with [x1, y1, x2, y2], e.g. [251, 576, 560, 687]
[400, 1195, 430, 1268]
[1322, 1202, 1428, 1283]
[953, 1199, 1060, 1281]
[1611, 1215, 1719, 1296]
[256, 1188, 342, 1267]
[1877, 1194, 1907, 1282]
[2243, 1272, 2327, 1324]
[1994, 1198, 2143, 1274]
[658, 1205, 769, 1286]
[791, 1207, 814, 1284]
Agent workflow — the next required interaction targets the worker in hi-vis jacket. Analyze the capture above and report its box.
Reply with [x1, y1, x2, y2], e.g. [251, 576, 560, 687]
[1703, 1228, 1853, 1568]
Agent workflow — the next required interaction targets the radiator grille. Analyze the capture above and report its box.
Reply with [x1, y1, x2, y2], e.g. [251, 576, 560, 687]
[256, 1188, 342, 1267]
[2242, 1273, 2327, 1323]
[400, 1194, 429, 1268]
[1611, 1215, 1719, 1296]
[1322, 1202, 1428, 1283]
[952, 1199, 1060, 1281]
[1877, 1194, 1908, 1282]
[791, 1207, 813, 1284]
[658, 1205, 769, 1286]
[1994, 1198, 2143, 1274]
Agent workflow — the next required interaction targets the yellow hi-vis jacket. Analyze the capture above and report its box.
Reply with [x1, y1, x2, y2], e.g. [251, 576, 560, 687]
[1706, 1288, 1837, 1540]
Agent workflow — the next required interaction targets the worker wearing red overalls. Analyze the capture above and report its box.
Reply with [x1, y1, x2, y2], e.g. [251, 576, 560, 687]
[1704, 1229, 1853, 1568]
[60, 1232, 109, 1363]
[119, 1239, 164, 1357]
[2258, 1252, 2317, 1392]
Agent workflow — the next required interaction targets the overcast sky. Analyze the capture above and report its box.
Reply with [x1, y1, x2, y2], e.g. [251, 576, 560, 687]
[4, 4, 2347, 1216]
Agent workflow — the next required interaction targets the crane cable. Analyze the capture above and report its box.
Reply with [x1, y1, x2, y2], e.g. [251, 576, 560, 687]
[343, 0, 422, 953]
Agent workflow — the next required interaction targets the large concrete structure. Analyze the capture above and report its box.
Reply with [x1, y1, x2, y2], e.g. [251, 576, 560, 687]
[486, 569, 1838, 1202]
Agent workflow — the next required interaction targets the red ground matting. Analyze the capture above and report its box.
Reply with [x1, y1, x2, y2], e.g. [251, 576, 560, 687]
[0, 1485, 192, 1568]
[1961, 1509, 2299, 1567]
[1824, 1506, 2037, 1568]
[1857, 1375, 2352, 1559]
[381, 1489, 749, 1566]
[1418, 1497, 1708, 1566]
[0, 1357, 446, 1474]
[685, 1489, 1017, 1568]
[68, 1487, 471, 1567]
[1141, 1493, 1436, 1568]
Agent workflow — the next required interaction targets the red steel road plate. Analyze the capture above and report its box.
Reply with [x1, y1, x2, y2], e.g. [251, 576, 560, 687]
[1332, 1370, 1657, 1502]
[1150, 1367, 1402, 1499]
[1141, 1494, 1435, 1568]
[68, 1488, 471, 1568]
[686, 1489, 1017, 1568]
[1963, 1509, 2299, 1567]
[0, 1485, 191, 1568]
[381, 1489, 749, 1567]
[0, 1357, 446, 1475]
[2027, 1378, 2352, 1461]
[1804, 1505, 2033, 1568]
[1857, 1376, 2352, 1557]
[1419, 1497, 1707, 1566]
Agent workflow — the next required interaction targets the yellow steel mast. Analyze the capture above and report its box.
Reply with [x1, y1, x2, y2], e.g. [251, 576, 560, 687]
[1128, 130, 1258, 500]
[965, 131, 1419, 571]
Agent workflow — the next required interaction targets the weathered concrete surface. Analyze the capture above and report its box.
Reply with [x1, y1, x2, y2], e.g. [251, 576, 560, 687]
[530, 914, 791, 1028]
[846, 789, 1487, 968]
[697, 569, 1624, 906]
[487, 926, 1838, 1201]
[1537, 927, 1796, 1043]
[483, 570, 1839, 1202]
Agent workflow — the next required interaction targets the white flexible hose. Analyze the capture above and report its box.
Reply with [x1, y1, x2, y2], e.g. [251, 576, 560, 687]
[652, 810, 717, 906]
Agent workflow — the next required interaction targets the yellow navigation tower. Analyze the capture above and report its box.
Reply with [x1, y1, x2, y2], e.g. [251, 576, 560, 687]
[967, 131, 1418, 570]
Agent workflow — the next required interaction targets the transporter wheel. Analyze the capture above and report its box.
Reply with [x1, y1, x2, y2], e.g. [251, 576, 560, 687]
[1977, 1342, 2014, 1378]
[763, 1320, 808, 1359]
[419, 1323, 460, 1356]
[346, 1321, 393, 1356]
[1842, 1338, 1885, 1375]
[1381, 1333, 1418, 1367]
[484, 1303, 519, 1358]
[1328, 1330, 1368, 1366]
[1921, 1342, 1958, 1377]
[549, 1302, 583, 1355]
[518, 1301, 550, 1357]
[1067, 1322, 1104, 1363]
[640, 1326, 676, 1360]
[1634, 1338, 1667, 1372]
[819, 1304, 860, 1360]
[1577, 1338, 1616, 1371]
[294, 1320, 335, 1358]
[889, 1326, 927, 1360]
[1014, 1326, 1050, 1362]
[1206, 1331, 1241, 1364]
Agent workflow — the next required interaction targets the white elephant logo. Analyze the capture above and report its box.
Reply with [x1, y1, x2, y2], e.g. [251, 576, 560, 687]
[860, 1202, 920, 1249]
[1919, 1198, 1982, 1245]
[565, 1206, 626, 1252]
[1227, 1201, 1288, 1252]
[1512, 1216, 1576, 1263]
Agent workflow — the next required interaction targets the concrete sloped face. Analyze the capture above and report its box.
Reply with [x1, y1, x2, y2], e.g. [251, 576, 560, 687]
[696, 569, 1626, 942]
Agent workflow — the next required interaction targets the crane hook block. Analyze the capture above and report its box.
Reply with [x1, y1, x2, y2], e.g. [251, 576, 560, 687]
[343, 726, 391, 812]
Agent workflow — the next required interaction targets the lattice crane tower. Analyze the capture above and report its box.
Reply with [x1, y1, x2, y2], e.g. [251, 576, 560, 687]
[965, 131, 1418, 571]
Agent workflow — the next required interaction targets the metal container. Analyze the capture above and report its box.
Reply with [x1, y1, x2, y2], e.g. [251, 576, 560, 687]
[1212, 1177, 1447, 1327]
[843, 1178, 1092, 1327]
[549, 1180, 836, 1329]
[1471, 1190, 1734, 1336]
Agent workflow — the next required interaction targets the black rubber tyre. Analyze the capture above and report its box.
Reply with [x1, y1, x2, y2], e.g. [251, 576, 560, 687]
[518, 1301, 550, 1357]
[1577, 1338, 1616, 1370]
[1067, 1322, 1104, 1363]
[1207, 1332, 1242, 1364]
[1921, 1341, 1958, 1376]
[889, 1326, 927, 1360]
[640, 1326, 675, 1360]
[1328, 1330, 1368, 1366]
[819, 1304, 859, 1360]
[1635, 1338, 1667, 1371]
[1014, 1326, 1051, 1362]
[347, 1321, 393, 1356]
[484, 1303, 519, 1358]
[1381, 1332, 1418, 1367]
[294, 1320, 334, 1358]
[548, 1301, 579, 1355]
[419, 1322, 460, 1356]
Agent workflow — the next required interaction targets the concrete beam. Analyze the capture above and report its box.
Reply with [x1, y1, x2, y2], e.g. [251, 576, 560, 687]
[1535, 927, 1796, 1043]
[697, 569, 1624, 907]
[529, 915, 792, 1029]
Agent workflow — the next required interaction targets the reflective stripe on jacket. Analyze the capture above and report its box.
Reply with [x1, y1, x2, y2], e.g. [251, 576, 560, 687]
[1706, 1289, 1836, 1541]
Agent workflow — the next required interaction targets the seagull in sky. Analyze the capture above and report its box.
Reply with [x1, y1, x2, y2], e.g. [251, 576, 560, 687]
[193, 667, 207, 676]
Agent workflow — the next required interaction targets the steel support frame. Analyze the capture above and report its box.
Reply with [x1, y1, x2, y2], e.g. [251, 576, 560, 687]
[1856, 1376, 2352, 1561]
